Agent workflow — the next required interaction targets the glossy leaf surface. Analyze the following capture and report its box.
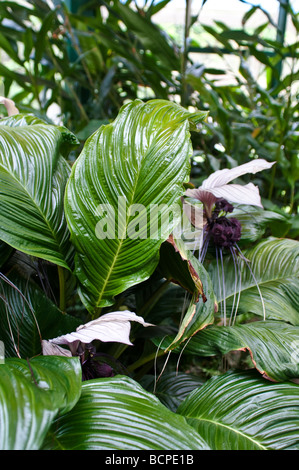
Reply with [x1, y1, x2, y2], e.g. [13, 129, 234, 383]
[141, 372, 204, 412]
[65, 99, 207, 313]
[0, 356, 82, 450]
[43, 375, 209, 450]
[183, 320, 299, 381]
[0, 114, 78, 268]
[178, 370, 299, 450]
[0, 273, 81, 358]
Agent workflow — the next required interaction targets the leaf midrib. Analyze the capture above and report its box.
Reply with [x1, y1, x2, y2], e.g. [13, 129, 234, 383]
[186, 415, 268, 450]
[94, 141, 144, 309]
[93, 114, 192, 308]
[0, 162, 68, 265]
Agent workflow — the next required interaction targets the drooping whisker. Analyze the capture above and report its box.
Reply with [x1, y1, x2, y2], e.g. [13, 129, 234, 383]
[229, 246, 242, 326]
[219, 247, 227, 326]
[235, 244, 266, 321]
[191, 230, 204, 257]
[154, 349, 171, 393]
[235, 249, 242, 325]
[153, 335, 168, 394]
[229, 246, 238, 326]
[0, 292, 21, 358]
[179, 290, 191, 328]
[191, 224, 208, 262]
[215, 246, 223, 323]
[176, 336, 193, 376]
[199, 230, 211, 264]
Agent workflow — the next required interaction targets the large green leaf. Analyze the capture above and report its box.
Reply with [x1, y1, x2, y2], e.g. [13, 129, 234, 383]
[182, 320, 299, 381]
[43, 375, 209, 450]
[208, 237, 299, 325]
[0, 114, 78, 269]
[0, 356, 81, 450]
[141, 372, 204, 412]
[230, 206, 291, 242]
[0, 272, 81, 358]
[177, 370, 299, 450]
[65, 99, 207, 314]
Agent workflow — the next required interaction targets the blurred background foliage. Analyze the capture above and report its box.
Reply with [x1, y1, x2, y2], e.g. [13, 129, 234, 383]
[0, 0, 298, 231]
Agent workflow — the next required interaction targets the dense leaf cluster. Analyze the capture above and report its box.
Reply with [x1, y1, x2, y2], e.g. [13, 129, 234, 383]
[0, 0, 298, 451]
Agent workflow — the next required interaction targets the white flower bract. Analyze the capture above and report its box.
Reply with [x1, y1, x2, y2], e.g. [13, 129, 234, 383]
[48, 310, 153, 347]
[0, 96, 19, 116]
[186, 159, 275, 207]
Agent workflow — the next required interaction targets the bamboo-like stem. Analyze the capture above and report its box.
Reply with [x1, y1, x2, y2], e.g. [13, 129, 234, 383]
[57, 265, 66, 312]
[181, 0, 192, 107]
[289, 183, 295, 214]
[127, 348, 166, 373]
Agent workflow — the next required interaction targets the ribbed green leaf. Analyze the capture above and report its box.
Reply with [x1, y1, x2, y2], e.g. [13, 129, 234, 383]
[0, 356, 82, 450]
[208, 237, 299, 325]
[182, 320, 299, 381]
[177, 370, 299, 450]
[43, 375, 209, 450]
[65, 99, 207, 314]
[0, 272, 81, 358]
[0, 114, 78, 268]
[141, 372, 204, 412]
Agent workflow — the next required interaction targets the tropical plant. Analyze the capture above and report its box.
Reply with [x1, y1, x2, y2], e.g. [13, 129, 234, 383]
[186, 0, 299, 224]
[0, 0, 181, 135]
[1, 0, 298, 220]
[0, 96, 298, 450]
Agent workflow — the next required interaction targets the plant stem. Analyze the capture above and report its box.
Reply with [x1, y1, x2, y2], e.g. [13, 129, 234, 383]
[268, 136, 283, 200]
[57, 266, 66, 312]
[110, 342, 128, 360]
[127, 348, 166, 373]
[289, 182, 295, 214]
[137, 279, 171, 319]
[181, 0, 192, 107]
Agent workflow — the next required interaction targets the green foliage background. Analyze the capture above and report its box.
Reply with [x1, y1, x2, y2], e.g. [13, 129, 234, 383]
[0, 0, 299, 451]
